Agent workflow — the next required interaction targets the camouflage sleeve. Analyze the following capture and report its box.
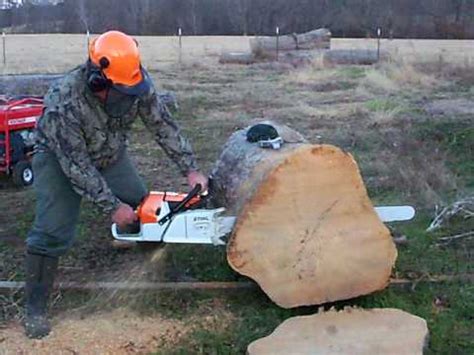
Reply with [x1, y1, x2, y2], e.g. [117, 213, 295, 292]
[36, 109, 121, 214]
[138, 88, 198, 176]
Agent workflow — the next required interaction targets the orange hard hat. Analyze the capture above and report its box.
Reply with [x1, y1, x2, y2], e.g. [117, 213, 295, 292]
[89, 31, 143, 87]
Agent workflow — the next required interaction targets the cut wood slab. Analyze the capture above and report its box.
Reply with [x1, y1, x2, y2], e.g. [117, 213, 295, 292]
[211, 122, 397, 308]
[248, 308, 428, 355]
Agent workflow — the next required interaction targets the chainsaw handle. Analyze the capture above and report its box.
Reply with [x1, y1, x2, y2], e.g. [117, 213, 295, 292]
[158, 184, 202, 225]
[178, 183, 202, 210]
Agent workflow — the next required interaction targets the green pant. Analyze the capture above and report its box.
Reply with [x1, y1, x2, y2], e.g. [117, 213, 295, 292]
[26, 149, 148, 257]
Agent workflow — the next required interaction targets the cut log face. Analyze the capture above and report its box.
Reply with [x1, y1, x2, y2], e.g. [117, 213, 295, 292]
[211, 123, 397, 308]
[247, 308, 429, 355]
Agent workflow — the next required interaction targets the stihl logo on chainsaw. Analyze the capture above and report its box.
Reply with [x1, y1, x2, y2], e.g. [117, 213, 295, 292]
[110, 183, 415, 245]
[193, 217, 211, 233]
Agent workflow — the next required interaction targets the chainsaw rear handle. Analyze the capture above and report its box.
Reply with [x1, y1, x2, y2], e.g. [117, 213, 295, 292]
[111, 223, 140, 241]
[158, 183, 202, 225]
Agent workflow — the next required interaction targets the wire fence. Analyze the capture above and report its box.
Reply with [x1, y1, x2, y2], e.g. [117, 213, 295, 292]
[1, 30, 474, 75]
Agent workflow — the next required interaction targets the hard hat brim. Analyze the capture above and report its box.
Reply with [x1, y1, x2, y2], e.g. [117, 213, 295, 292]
[112, 68, 151, 97]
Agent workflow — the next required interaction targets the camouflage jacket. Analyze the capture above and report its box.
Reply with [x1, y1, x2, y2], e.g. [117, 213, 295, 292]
[35, 65, 198, 213]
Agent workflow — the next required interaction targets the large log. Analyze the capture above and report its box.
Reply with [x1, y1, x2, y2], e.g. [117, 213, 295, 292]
[219, 50, 317, 68]
[250, 28, 331, 57]
[211, 122, 397, 308]
[247, 308, 428, 354]
[0, 74, 178, 111]
[323, 49, 387, 65]
[219, 52, 256, 65]
[0, 74, 62, 96]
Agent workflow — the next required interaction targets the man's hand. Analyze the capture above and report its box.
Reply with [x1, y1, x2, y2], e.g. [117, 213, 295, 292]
[187, 170, 209, 192]
[111, 203, 137, 228]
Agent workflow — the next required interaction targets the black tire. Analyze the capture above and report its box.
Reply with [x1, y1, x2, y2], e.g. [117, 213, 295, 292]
[10, 133, 26, 163]
[12, 160, 34, 187]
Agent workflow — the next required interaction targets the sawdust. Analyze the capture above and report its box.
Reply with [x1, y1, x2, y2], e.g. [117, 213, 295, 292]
[0, 309, 187, 354]
[0, 245, 178, 354]
[149, 245, 168, 265]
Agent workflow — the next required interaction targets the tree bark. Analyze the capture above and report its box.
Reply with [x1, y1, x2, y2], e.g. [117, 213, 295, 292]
[211, 121, 397, 308]
[250, 28, 331, 57]
[248, 308, 428, 355]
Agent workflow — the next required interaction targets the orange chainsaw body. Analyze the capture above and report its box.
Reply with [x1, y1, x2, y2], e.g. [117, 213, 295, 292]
[137, 192, 201, 224]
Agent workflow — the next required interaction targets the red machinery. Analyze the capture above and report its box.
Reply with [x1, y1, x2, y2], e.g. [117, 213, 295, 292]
[0, 96, 43, 186]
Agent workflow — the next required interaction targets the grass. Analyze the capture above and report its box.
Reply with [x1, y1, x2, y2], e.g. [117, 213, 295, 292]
[363, 98, 408, 125]
[365, 98, 402, 112]
[359, 61, 443, 98]
[0, 36, 472, 75]
[414, 120, 474, 190]
[164, 245, 237, 281]
[149, 55, 474, 354]
[153, 215, 474, 354]
[0, 35, 473, 353]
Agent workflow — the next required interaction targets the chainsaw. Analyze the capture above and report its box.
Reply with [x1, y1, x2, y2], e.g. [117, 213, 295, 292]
[111, 184, 415, 246]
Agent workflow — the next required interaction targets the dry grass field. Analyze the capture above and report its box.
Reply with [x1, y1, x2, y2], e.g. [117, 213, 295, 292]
[0, 35, 473, 353]
[1, 34, 473, 74]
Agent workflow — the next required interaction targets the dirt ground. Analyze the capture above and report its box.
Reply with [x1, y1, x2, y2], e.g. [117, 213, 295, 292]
[0, 35, 473, 353]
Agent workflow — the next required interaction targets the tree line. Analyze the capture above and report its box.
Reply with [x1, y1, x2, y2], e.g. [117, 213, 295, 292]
[1, 0, 473, 39]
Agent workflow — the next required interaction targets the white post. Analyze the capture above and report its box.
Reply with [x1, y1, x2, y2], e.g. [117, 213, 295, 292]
[276, 26, 280, 61]
[377, 27, 381, 61]
[2, 32, 6, 66]
[178, 27, 182, 65]
[86, 30, 90, 53]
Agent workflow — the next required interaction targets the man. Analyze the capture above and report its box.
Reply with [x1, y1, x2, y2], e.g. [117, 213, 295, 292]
[23, 31, 208, 339]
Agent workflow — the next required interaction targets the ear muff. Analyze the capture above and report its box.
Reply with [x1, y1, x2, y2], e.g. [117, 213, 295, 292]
[86, 58, 111, 93]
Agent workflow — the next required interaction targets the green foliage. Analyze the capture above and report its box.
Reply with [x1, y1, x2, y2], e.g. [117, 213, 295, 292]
[165, 244, 239, 281]
[338, 66, 366, 79]
[154, 292, 309, 354]
[365, 98, 402, 112]
[154, 217, 473, 354]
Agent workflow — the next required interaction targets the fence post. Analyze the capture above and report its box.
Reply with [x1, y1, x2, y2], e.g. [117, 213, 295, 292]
[377, 27, 381, 61]
[178, 27, 182, 65]
[86, 30, 90, 54]
[276, 26, 280, 61]
[2, 32, 6, 66]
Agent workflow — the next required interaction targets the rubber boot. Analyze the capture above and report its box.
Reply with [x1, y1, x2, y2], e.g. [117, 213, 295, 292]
[23, 253, 58, 339]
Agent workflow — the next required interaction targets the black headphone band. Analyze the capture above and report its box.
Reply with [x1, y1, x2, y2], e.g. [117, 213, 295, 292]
[86, 59, 110, 93]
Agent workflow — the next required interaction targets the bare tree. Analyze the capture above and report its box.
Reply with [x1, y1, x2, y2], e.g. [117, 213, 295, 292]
[2, 0, 474, 38]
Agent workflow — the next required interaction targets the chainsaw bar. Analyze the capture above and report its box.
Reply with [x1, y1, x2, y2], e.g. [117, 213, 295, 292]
[111, 203, 415, 245]
[374, 206, 415, 222]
